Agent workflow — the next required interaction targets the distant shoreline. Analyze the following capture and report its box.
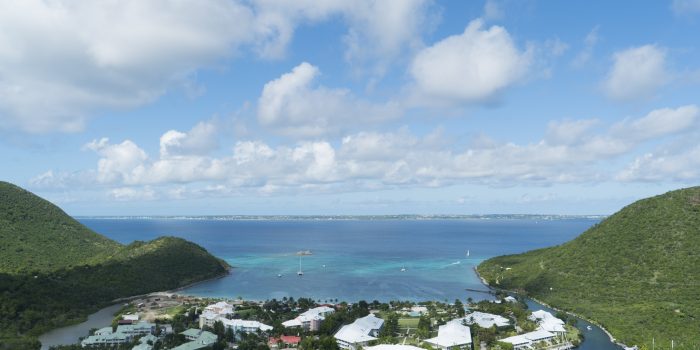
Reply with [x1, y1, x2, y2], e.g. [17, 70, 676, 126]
[74, 214, 607, 221]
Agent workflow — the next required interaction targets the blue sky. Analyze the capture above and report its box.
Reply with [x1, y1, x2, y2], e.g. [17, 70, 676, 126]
[1, 0, 699, 215]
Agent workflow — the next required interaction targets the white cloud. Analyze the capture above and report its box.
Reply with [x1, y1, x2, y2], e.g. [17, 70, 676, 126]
[160, 119, 220, 158]
[610, 105, 699, 142]
[671, 0, 700, 15]
[0, 0, 256, 133]
[85, 138, 148, 184]
[0, 0, 435, 133]
[409, 19, 531, 105]
[252, 0, 434, 74]
[602, 45, 668, 101]
[34, 105, 700, 199]
[257, 62, 401, 137]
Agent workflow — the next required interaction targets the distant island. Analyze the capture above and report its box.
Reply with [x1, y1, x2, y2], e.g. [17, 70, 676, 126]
[0, 181, 230, 349]
[478, 187, 700, 348]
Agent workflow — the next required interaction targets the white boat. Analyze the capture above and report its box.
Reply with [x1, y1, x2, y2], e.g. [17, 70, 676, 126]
[587, 326, 592, 331]
[400, 266, 406, 272]
[277, 273, 282, 278]
[466, 250, 470, 257]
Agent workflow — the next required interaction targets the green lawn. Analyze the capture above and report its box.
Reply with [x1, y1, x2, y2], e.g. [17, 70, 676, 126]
[398, 317, 419, 328]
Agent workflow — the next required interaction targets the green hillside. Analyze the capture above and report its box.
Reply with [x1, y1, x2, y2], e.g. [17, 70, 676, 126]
[0, 182, 230, 349]
[477, 187, 700, 348]
[0, 182, 121, 273]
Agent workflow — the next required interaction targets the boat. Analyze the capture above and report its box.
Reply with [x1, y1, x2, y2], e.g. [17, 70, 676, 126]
[466, 250, 470, 257]
[401, 266, 406, 272]
[297, 255, 304, 276]
[586, 325, 592, 331]
[277, 273, 282, 278]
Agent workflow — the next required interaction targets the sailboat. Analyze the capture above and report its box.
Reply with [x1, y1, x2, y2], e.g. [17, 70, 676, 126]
[400, 265, 406, 272]
[297, 255, 304, 276]
[466, 250, 470, 257]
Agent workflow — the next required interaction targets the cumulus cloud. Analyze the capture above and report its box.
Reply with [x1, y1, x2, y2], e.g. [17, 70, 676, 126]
[0, 0, 435, 133]
[257, 62, 401, 137]
[0, 0, 256, 133]
[33, 105, 700, 199]
[253, 0, 434, 74]
[160, 119, 220, 158]
[409, 19, 532, 105]
[602, 45, 668, 101]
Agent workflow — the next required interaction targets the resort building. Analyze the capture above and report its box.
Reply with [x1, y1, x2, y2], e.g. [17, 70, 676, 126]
[81, 330, 128, 347]
[117, 321, 155, 337]
[220, 318, 273, 334]
[459, 312, 511, 329]
[81, 322, 156, 347]
[268, 335, 302, 348]
[282, 306, 335, 331]
[173, 329, 218, 350]
[528, 310, 567, 335]
[499, 330, 556, 350]
[334, 314, 385, 350]
[424, 322, 472, 350]
[132, 334, 158, 350]
[199, 301, 236, 328]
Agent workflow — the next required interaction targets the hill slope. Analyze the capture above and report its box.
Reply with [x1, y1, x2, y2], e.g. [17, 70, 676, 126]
[0, 182, 230, 348]
[0, 182, 121, 273]
[477, 187, 700, 348]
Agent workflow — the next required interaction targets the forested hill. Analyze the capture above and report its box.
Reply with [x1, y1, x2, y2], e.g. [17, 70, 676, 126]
[0, 182, 230, 349]
[477, 187, 700, 348]
[0, 181, 120, 273]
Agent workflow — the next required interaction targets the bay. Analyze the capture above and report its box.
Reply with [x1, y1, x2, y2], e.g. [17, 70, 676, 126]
[61, 217, 620, 349]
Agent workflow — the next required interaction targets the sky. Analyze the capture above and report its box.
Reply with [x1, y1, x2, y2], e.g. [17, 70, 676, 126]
[1, 0, 700, 216]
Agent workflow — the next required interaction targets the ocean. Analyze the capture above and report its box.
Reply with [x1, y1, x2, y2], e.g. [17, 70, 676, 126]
[79, 217, 599, 302]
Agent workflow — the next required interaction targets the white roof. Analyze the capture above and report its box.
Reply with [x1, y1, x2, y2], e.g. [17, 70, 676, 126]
[220, 318, 273, 332]
[425, 322, 472, 348]
[283, 306, 334, 327]
[500, 330, 555, 346]
[458, 312, 510, 328]
[365, 345, 426, 350]
[528, 310, 566, 333]
[123, 313, 140, 321]
[334, 314, 384, 345]
[504, 296, 518, 303]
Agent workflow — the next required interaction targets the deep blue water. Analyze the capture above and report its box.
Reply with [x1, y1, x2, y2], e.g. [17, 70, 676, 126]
[68, 218, 620, 349]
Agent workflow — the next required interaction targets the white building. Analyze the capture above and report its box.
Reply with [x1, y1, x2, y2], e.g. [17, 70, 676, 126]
[528, 310, 567, 335]
[424, 321, 472, 350]
[122, 313, 140, 322]
[283, 306, 335, 331]
[199, 301, 235, 328]
[504, 296, 518, 303]
[334, 314, 384, 350]
[81, 322, 155, 348]
[459, 312, 510, 328]
[500, 330, 556, 350]
[220, 318, 273, 334]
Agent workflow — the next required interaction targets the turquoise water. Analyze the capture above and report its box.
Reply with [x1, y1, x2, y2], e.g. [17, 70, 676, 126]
[70, 217, 620, 349]
[80, 218, 598, 302]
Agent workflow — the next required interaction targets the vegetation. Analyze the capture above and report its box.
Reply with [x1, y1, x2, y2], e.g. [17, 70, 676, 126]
[0, 182, 230, 348]
[478, 187, 700, 349]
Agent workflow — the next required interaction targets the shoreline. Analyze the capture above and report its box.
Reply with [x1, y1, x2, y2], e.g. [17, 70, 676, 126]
[472, 266, 626, 349]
